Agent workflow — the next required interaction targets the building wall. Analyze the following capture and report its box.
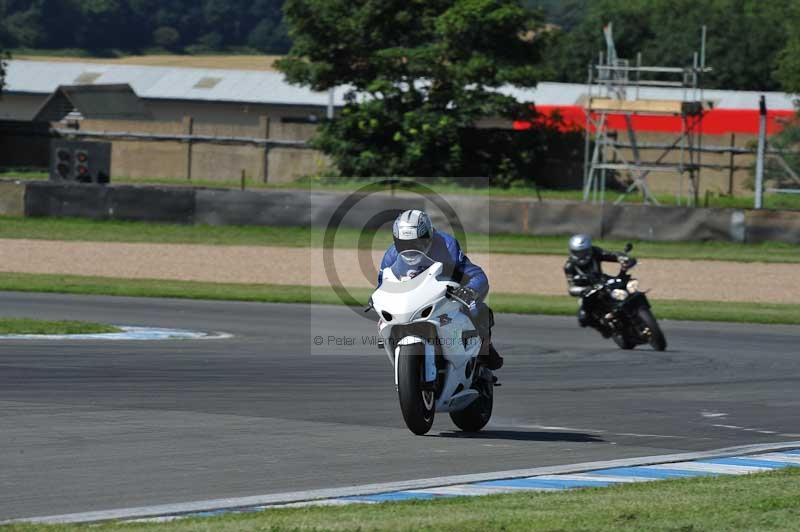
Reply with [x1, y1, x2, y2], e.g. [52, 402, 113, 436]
[268, 148, 331, 183]
[0, 91, 768, 193]
[76, 116, 327, 182]
[143, 99, 327, 127]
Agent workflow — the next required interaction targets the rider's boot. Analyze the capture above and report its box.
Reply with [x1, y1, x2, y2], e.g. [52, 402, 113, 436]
[478, 338, 504, 370]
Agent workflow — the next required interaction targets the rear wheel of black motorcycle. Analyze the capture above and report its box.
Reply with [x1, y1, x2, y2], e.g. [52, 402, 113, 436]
[612, 333, 636, 350]
[638, 308, 667, 351]
[397, 344, 435, 435]
[449, 378, 493, 432]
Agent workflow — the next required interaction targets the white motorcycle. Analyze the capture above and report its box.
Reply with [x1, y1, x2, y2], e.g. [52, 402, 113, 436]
[369, 250, 495, 435]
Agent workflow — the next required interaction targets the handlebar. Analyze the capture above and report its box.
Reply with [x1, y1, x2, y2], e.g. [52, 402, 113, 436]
[618, 256, 637, 273]
[446, 285, 468, 307]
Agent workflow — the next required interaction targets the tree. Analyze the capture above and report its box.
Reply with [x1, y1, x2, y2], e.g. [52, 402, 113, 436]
[775, 3, 800, 95]
[73, 0, 132, 51]
[248, 19, 289, 53]
[2, 6, 44, 48]
[543, 0, 794, 92]
[766, 4, 800, 186]
[524, 0, 587, 30]
[195, 31, 223, 51]
[0, 51, 7, 96]
[153, 26, 181, 51]
[277, 0, 552, 182]
[0, 0, 292, 55]
[248, 0, 290, 52]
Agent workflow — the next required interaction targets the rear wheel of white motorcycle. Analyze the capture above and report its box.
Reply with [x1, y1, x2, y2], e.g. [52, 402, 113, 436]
[397, 344, 435, 435]
[638, 307, 667, 351]
[449, 378, 493, 432]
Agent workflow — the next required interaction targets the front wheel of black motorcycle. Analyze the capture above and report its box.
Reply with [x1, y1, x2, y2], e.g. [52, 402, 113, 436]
[612, 333, 636, 350]
[638, 308, 667, 351]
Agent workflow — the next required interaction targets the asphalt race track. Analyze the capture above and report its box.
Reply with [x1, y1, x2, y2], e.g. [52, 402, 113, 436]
[1, 292, 799, 520]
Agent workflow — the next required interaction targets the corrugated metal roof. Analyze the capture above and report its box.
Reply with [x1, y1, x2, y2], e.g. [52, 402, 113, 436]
[501, 82, 797, 110]
[34, 84, 152, 121]
[5, 60, 796, 110]
[5, 60, 347, 107]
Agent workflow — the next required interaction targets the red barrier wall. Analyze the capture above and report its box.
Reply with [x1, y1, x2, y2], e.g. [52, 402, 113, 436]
[515, 105, 795, 135]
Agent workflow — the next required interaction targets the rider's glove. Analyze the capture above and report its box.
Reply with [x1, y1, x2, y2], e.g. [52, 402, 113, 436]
[619, 256, 637, 269]
[449, 285, 479, 312]
[568, 285, 587, 297]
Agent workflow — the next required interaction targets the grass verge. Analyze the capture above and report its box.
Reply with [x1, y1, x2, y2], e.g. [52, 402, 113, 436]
[0, 317, 120, 335]
[3, 172, 799, 210]
[1, 273, 799, 325]
[1, 216, 799, 263]
[6, 469, 799, 531]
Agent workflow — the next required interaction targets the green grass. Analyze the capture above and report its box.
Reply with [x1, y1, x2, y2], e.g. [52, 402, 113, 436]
[1, 272, 799, 325]
[0, 170, 48, 180]
[291, 176, 800, 209]
[6, 468, 799, 531]
[490, 292, 800, 325]
[0, 317, 119, 335]
[1, 215, 799, 263]
[4, 171, 800, 209]
[0, 216, 319, 247]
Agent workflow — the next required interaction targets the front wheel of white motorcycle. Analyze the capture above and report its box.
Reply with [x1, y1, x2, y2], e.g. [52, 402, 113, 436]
[397, 343, 435, 435]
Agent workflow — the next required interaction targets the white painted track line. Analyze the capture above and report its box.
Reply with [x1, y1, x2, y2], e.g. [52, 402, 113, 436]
[647, 462, 773, 474]
[8, 440, 799, 525]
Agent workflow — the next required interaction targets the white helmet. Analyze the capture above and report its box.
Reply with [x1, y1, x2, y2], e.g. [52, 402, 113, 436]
[568, 234, 593, 266]
[393, 210, 434, 254]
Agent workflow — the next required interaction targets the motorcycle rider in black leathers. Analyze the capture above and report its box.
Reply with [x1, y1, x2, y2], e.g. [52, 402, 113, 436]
[564, 234, 636, 335]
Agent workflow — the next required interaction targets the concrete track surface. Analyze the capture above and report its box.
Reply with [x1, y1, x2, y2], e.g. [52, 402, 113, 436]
[0, 292, 798, 520]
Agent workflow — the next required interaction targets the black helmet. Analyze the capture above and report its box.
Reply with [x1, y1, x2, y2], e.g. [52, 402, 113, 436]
[393, 209, 434, 254]
[568, 234, 593, 266]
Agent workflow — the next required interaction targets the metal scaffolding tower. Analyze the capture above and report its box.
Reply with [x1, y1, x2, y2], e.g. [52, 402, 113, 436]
[583, 24, 712, 206]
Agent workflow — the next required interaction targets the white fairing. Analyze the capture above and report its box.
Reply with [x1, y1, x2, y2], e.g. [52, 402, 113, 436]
[372, 253, 482, 413]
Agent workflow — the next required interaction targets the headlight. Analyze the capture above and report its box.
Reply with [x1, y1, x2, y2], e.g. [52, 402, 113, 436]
[611, 289, 628, 301]
[627, 280, 640, 293]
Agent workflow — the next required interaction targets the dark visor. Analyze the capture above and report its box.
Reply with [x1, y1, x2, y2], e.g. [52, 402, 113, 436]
[395, 235, 431, 252]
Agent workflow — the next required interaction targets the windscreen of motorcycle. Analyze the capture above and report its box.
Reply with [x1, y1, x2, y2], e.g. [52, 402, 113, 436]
[391, 250, 435, 282]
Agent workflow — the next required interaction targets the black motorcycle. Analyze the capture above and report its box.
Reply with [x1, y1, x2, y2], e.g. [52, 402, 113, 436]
[581, 244, 667, 351]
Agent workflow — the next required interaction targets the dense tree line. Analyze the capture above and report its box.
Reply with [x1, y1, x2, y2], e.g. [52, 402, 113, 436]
[3, 0, 800, 95]
[0, 0, 290, 54]
[0, 51, 6, 93]
[525, 0, 587, 31]
[277, 0, 800, 183]
[542, 0, 800, 92]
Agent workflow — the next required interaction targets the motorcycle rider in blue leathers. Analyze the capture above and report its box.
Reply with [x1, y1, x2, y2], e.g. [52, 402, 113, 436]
[378, 209, 503, 370]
